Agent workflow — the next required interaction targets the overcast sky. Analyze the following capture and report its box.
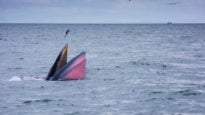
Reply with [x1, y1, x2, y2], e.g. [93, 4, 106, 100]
[0, 0, 205, 23]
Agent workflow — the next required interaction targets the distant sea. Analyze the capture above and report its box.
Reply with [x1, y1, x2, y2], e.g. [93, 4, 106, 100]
[0, 23, 205, 114]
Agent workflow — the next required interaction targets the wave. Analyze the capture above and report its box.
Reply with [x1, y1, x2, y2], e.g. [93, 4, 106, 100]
[8, 76, 44, 81]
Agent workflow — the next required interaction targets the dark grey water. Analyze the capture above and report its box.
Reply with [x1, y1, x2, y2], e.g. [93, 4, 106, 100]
[0, 24, 205, 114]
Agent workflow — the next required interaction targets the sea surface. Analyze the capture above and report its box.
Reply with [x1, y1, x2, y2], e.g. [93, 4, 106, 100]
[0, 23, 205, 115]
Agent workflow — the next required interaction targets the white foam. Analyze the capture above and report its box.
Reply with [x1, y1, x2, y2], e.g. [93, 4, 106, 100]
[8, 76, 44, 81]
[8, 76, 22, 81]
[23, 77, 44, 81]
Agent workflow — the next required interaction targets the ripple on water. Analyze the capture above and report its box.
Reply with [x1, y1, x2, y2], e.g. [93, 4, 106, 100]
[145, 98, 158, 102]
[63, 112, 80, 115]
[11, 51, 23, 54]
[129, 60, 168, 70]
[23, 99, 54, 104]
[103, 78, 115, 81]
[0, 38, 7, 41]
[151, 91, 164, 94]
[167, 97, 176, 101]
[7, 67, 23, 70]
[180, 35, 192, 39]
[174, 89, 201, 96]
[19, 57, 24, 60]
[129, 60, 150, 66]
[0, 52, 6, 55]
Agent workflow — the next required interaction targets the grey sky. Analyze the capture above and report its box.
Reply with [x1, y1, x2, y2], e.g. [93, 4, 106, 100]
[0, 0, 205, 23]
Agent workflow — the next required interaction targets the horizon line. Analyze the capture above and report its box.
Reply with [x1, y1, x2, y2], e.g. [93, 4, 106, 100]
[0, 22, 205, 24]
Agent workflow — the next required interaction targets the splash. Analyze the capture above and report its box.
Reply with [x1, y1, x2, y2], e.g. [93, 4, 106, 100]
[8, 76, 44, 81]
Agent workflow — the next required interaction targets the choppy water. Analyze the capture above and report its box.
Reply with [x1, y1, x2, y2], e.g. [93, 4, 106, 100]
[0, 23, 205, 115]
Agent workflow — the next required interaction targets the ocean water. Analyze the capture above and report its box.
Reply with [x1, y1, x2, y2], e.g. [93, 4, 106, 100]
[0, 23, 205, 115]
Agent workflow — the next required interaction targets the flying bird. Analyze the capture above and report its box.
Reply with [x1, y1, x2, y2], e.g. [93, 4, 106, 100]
[64, 29, 70, 38]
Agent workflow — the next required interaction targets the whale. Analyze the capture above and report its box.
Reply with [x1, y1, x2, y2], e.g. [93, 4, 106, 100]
[46, 43, 86, 81]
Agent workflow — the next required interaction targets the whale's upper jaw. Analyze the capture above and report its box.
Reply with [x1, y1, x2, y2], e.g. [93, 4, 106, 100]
[46, 43, 68, 80]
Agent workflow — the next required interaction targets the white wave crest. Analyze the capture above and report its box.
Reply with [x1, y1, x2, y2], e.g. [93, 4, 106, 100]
[8, 76, 44, 81]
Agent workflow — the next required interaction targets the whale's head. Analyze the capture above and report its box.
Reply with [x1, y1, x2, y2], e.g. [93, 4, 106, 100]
[46, 43, 68, 80]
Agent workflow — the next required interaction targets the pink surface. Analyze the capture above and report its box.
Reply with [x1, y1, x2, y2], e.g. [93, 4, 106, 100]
[65, 54, 86, 80]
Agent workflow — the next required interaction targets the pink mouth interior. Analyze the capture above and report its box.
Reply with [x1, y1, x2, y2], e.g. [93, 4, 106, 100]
[64, 54, 86, 80]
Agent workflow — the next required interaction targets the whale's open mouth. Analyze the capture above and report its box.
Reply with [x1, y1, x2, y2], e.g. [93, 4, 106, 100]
[46, 43, 86, 81]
